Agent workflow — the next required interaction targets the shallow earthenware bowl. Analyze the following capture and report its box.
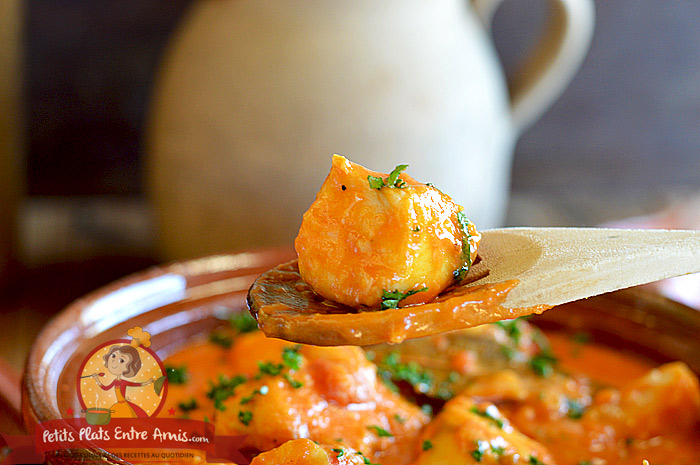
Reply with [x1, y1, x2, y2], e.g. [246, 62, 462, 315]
[20, 248, 700, 463]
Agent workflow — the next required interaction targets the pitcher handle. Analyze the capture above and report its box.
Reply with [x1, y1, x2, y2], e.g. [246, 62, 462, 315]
[473, 0, 595, 132]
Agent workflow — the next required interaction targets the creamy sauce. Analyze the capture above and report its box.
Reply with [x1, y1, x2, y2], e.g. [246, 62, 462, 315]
[546, 331, 657, 387]
[161, 323, 700, 465]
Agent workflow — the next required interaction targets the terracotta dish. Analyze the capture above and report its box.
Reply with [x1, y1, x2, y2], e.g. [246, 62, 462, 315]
[19, 248, 700, 463]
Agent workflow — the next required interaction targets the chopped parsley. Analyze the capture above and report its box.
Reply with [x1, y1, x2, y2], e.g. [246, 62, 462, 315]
[470, 438, 507, 462]
[471, 440, 490, 462]
[282, 373, 303, 389]
[165, 364, 189, 385]
[493, 319, 523, 343]
[209, 331, 233, 348]
[229, 312, 258, 334]
[566, 397, 586, 419]
[238, 409, 253, 426]
[282, 345, 303, 370]
[354, 451, 381, 465]
[470, 405, 506, 429]
[367, 425, 393, 437]
[206, 374, 247, 411]
[529, 350, 558, 377]
[257, 361, 284, 377]
[379, 352, 434, 394]
[368, 164, 409, 189]
[380, 288, 428, 310]
[393, 414, 406, 424]
[529, 456, 547, 465]
[177, 397, 199, 413]
[240, 385, 269, 405]
[453, 211, 474, 282]
[422, 440, 433, 451]
[332, 448, 345, 458]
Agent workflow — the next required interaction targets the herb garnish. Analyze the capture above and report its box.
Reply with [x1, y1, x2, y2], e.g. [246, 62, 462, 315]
[209, 331, 233, 348]
[529, 456, 547, 465]
[422, 440, 433, 451]
[471, 440, 490, 462]
[332, 448, 345, 458]
[368, 164, 409, 189]
[354, 451, 382, 465]
[229, 312, 258, 334]
[367, 425, 393, 437]
[566, 397, 586, 419]
[206, 374, 247, 411]
[238, 410, 253, 426]
[177, 397, 199, 413]
[240, 385, 269, 405]
[380, 288, 428, 310]
[257, 361, 284, 377]
[453, 211, 474, 282]
[493, 319, 523, 343]
[470, 405, 506, 429]
[380, 352, 434, 394]
[529, 350, 558, 377]
[282, 345, 303, 370]
[470, 438, 507, 462]
[165, 364, 189, 385]
[282, 373, 303, 389]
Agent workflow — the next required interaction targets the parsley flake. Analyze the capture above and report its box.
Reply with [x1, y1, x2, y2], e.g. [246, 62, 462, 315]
[240, 385, 269, 405]
[367, 425, 393, 437]
[177, 397, 198, 413]
[209, 331, 233, 348]
[367, 164, 409, 190]
[165, 365, 189, 385]
[238, 410, 253, 426]
[470, 405, 506, 429]
[229, 312, 258, 334]
[380, 288, 428, 310]
[530, 350, 558, 377]
[566, 397, 586, 419]
[453, 211, 474, 282]
[283, 373, 303, 389]
[257, 361, 284, 378]
[422, 440, 433, 451]
[282, 345, 303, 370]
[379, 352, 434, 394]
[206, 374, 247, 411]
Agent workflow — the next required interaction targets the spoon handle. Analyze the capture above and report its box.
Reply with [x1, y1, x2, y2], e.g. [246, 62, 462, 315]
[471, 227, 700, 309]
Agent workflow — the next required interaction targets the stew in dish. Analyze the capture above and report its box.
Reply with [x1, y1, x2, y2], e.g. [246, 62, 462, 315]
[161, 313, 700, 464]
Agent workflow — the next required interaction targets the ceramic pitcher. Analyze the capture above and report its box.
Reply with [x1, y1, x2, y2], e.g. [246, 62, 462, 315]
[147, 0, 594, 259]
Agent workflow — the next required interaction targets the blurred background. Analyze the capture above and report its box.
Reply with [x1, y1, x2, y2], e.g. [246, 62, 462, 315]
[1, 0, 700, 426]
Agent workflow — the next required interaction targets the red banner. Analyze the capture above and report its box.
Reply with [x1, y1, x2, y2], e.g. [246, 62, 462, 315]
[2, 419, 248, 464]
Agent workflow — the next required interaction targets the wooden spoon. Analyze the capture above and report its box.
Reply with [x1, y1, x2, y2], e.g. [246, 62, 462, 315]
[247, 227, 700, 346]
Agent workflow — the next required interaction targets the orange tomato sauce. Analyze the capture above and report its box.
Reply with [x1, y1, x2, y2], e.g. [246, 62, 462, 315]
[545, 331, 656, 387]
[160, 320, 700, 465]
